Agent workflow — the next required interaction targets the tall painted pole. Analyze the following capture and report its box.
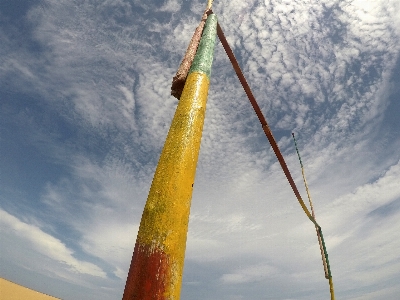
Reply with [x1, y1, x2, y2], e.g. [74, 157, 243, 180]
[122, 13, 218, 300]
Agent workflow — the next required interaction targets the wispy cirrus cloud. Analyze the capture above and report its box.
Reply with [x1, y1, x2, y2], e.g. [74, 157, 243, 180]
[0, 209, 106, 278]
[1, 0, 400, 299]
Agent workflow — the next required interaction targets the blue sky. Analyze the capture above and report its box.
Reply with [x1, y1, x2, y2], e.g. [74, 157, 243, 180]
[1, 0, 400, 299]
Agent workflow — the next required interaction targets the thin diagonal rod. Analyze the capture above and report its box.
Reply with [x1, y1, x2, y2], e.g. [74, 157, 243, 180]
[292, 133, 329, 279]
[216, 22, 314, 223]
[216, 21, 335, 300]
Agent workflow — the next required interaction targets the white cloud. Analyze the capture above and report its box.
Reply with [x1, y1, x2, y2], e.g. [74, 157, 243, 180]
[323, 160, 400, 230]
[1, 0, 400, 298]
[0, 209, 106, 278]
[220, 264, 278, 284]
[158, 0, 181, 12]
[79, 214, 139, 276]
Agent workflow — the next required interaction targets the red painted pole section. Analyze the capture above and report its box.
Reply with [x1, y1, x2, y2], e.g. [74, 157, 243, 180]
[122, 13, 218, 300]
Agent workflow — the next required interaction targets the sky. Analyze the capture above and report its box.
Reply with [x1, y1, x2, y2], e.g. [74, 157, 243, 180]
[1, 0, 400, 299]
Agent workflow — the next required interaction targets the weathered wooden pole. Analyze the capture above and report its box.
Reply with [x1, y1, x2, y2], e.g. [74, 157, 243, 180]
[122, 13, 218, 300]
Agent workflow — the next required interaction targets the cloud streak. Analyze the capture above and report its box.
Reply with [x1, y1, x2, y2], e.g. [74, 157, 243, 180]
[1, 0, 400, 299]
[0, 209, 106, 278]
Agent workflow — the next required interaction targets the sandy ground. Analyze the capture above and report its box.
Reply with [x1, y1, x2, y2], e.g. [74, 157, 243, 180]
[0, 278, 60, 300]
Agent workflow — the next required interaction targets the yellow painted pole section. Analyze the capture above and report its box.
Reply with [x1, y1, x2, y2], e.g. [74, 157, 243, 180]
[123, 14, 218, 300]
[135, 72, 210, 299]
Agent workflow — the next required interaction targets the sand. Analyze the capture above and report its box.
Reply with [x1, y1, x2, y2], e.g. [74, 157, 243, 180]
[0, 277, 60, 300]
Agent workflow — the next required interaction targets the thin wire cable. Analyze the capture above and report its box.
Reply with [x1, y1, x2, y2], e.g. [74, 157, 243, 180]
[216, 21, 313, 223]
[216, 21, 335, 300]
[292, 133, 329, 279]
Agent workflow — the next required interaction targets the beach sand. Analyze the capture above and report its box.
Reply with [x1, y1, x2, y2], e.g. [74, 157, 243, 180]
[0, 277, 60, 300]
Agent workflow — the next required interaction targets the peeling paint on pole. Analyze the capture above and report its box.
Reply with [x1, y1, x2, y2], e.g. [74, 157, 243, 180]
[122, 13, 218, 300]
[171, 11, 208, 99]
